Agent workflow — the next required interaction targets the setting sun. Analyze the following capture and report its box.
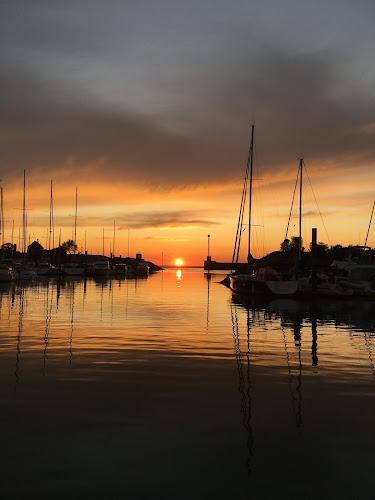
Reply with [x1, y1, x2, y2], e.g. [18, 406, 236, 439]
[175, 259, 183, 267]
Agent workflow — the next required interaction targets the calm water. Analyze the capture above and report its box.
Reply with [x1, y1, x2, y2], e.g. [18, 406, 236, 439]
[0, 269, 374, 499]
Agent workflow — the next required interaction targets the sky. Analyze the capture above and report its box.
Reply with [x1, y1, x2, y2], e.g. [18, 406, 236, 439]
[0, 0, 375, 265]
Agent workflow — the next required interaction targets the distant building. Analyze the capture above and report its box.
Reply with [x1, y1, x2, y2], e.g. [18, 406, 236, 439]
[27, 240, 44, 261]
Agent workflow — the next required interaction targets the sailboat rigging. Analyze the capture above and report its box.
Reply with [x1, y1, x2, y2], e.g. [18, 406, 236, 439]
[232, 125, 254, 266]
[230, 127, 298, 296]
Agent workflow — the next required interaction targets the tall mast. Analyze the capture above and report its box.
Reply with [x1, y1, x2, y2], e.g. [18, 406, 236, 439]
[23, 170, 26, 255]
[299, 158, 303, 261]
[0, 180, 2, 246]
[74, 186, 77, 254]
[113, 220, 115, 257]
[102, 228, 104, 257]
[50, 180, 54, 250]
[49, 181, 53, 252]
[365, 200, 375, 246]
[1, 187, 4, 245]
[248, 124, 254, 264]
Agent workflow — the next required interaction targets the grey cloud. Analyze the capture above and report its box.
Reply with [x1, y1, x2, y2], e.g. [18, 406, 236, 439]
[117, 211, 219, 230]
[41, 210, 218, 230]
[1, 2, 375, 188]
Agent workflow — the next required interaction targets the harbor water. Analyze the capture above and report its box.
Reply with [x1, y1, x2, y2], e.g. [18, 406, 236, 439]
[0, 269, 374, 498]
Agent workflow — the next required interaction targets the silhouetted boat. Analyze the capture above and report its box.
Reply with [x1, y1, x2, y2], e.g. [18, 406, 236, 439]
[63, 263, 84, 276]
[230, 125, 297, 297]
[93, 259, 111, 276]
[36, 261, 56, 276]
[0, 263, 13, 281]
[113, 263, 127, 276]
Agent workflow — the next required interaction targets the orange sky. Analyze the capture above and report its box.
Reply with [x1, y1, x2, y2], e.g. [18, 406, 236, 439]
[1, 153, 375, 266]
[1, 2, 375, 265]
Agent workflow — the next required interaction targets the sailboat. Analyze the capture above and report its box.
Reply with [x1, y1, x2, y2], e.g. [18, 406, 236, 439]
[63, 187, 84, 276]
[14, 171, 36, 281]
[36, 180, 56, 276]
[230, 126, 298, 297]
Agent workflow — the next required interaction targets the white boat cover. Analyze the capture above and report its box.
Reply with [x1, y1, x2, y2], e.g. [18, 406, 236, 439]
[266, 280, 298, 295]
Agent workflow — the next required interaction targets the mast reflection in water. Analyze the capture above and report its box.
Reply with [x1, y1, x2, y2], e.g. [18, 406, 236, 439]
[0, 270, 374, 499]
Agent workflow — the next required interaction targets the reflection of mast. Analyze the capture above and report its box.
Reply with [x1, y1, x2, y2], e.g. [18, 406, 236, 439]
[364, 332, 375, 381]
[293, 314, 303, 427]
[69, 282, 75, 364]
[100, 282, 104, 321]
[311, 303, 318, 368]
[43, 283, 53, 376]
[14, 288, 25, 391]
[110, 278, 114, 324]
[205, 272, 211, 332]
[230, 303, 254, 476]
[280, 313, 303, 428]
[56, 275, 61, 310]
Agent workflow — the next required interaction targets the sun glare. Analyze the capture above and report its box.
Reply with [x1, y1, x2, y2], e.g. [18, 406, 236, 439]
[175, 259, 183, 267]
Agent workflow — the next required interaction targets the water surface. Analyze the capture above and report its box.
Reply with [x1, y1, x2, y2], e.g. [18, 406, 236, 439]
[0, 269, 374, 498]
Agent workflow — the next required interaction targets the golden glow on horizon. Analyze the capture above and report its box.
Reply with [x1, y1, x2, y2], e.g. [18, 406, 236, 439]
[2, 157, 375, 265]
[175, 259, 183, 267]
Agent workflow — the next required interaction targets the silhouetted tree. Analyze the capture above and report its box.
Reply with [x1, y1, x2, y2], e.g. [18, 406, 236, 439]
[280, 236, 304, 252]
[1, 243, 14, 250]
[309, 241, 329, 256]
[280, 238, 291, 252]
[62, 240, 77, 254]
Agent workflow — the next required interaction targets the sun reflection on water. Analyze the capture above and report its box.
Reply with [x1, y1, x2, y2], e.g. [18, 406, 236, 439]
[176, 268, 182, 285]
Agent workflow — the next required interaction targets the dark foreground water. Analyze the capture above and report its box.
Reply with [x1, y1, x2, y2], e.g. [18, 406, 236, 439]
[0, 269, 374, 499]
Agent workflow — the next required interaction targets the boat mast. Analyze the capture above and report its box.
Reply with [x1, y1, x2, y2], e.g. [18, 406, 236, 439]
[74, 187, 77, 254]
[49, 180, 53, 255]
[113, 220, 115, 257]
[248, 124, 255, 264]
[0, 180, 2, 246]
[364, 200, 375, 247]
[23, 170, 26, 256]
[1, 186, 4, 246]
[299, 157, 303, 261]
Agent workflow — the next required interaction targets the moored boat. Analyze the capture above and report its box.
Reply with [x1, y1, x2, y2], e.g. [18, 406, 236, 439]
[63, 263, 85, 276]
[14, 264, 36, 280]
[0, 263, 14, 282]
[113, 263, 127, 276]
[229, 125, 297, 297]
[94, 259, 111, 276]
[35, 261, 56, 276]
[231, 272, 298, 297]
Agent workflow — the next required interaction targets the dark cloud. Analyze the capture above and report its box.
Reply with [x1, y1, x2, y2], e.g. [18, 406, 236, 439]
[37, 210, 218, 230]
[1, 3, 375, 189]
[118, 210, 219, 230]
